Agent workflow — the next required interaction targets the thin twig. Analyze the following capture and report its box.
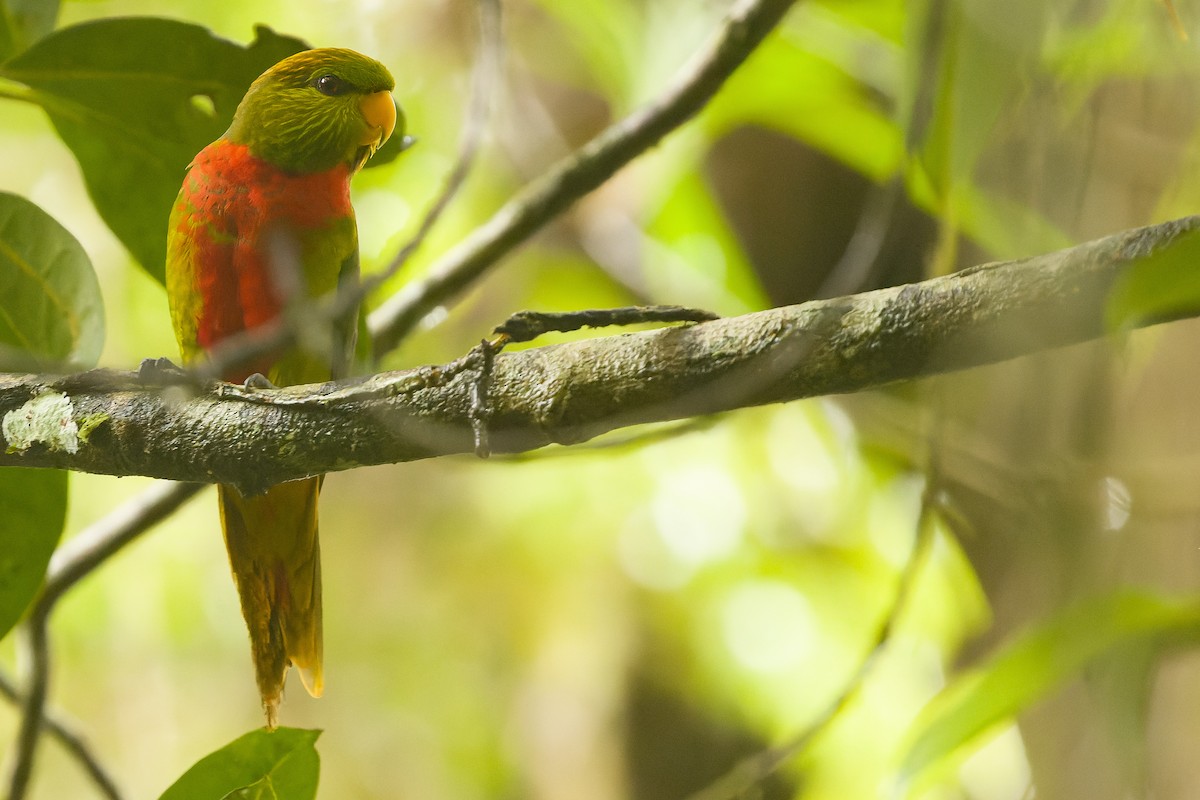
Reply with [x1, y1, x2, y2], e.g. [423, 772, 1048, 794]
[5, 481, 204, 800]
[815, 178, 902, 299]
[1162, 0, 1189, 40]
[6, 618, 49, 800]
[685, 483, 941, 800]
[367, 0, 799, 354]
[363, 0, 501, 340]
[0, 668, 123, 800]
[42, 482, 205, 609]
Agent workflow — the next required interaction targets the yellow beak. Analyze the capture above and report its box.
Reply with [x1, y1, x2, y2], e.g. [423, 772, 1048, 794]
[358, 90, 397, 149]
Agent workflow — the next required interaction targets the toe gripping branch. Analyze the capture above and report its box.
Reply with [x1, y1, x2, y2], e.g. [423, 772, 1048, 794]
[466, 305, 719, 458]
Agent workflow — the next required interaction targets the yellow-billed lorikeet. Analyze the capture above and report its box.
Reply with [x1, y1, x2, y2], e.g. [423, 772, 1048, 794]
[166, 48, 402, 727]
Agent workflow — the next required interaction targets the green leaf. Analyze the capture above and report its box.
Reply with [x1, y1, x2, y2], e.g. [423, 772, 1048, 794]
[1105, 224, 1200, 331]
[0, 19, 307, 283]
[0, 468, 67, 640]
[0, 191, 104, 370]
[158, 727, 320, 800]
[898, 591, 1200, 795]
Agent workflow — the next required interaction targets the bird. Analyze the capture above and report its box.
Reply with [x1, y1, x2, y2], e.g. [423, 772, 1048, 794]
[165, 47, 404, 728]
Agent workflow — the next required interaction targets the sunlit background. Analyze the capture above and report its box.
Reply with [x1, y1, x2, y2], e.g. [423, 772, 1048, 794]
[5, 0, 1200, 798]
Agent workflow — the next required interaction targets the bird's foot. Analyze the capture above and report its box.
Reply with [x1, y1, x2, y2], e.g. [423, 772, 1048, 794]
[137, 356, 191, 385]
[242, 373, 278, 390]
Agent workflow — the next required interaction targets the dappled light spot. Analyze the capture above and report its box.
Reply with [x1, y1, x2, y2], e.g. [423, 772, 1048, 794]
[956, 724, 1032, 800]
[617, 508, 693, 591]
[354, 188, 412, 261]
[189, 93, 216, 117]
[651, 464, 746, 569]
[868, 473, 926, 568]
[1103, 476, 1131, 532]
[720, 579, 817, 674]
[766, 405, 848, 538]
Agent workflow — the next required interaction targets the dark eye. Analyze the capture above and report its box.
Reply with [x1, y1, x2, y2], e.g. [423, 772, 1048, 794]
[313, 74, 349, 96]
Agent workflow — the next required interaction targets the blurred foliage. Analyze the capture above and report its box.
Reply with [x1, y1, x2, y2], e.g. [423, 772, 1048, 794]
[899, 591, 1200, 795]
[0, 189, 88, 646]
[0, 191, 103, 370]
[1107, 226, 1200, 329]
[0, 18, 307, 283]
[2, 1, 1200, 799]
[0, 468, 66, 642]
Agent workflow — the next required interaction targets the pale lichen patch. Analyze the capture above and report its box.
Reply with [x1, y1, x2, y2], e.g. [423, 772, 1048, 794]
[2, 393, 82, 454]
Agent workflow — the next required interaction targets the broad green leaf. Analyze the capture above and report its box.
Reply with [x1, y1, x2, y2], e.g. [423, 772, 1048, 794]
[158, 727, 320, 800]
[1105, 224, 1200, 331]
[898, 591, 1200, 795]
[0, 19, 308, 283]
[0, 468, 67, 640]
[0, 191, 104, 370]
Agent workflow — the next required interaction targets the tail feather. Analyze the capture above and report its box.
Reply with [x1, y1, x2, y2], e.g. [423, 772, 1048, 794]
[218, 478, 323, 728]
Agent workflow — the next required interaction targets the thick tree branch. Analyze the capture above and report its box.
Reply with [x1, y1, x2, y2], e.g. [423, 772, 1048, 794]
[0, 215, 1195, 493]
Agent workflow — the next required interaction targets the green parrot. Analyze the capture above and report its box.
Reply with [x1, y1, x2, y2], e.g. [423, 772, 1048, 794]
[165, 48, 403, 728]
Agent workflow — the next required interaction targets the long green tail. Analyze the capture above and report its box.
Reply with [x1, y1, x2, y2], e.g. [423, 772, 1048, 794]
[218, 477, 323, 728]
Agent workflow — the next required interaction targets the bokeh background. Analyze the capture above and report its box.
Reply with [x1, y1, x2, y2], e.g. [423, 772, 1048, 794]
[5, 0, 1200, 798]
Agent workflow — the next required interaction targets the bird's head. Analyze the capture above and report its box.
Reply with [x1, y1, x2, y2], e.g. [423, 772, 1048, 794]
[228, 47, 408, 174]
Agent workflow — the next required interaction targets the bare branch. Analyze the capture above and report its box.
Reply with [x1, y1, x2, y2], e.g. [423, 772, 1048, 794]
[686, 443, 948, 799]
[43, 482, 206, 608]
[361, 0, 500, 320]
[0, 668, 123, 800]
[6, 621, 50, 800]
[3, 482, 203, 800]
[687, 503, 936, 800]
[1, 215, 1193, 493]
[367, 0, 799, 353]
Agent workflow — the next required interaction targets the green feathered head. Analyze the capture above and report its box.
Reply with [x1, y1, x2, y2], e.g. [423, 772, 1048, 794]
[228, 47, 405, 174]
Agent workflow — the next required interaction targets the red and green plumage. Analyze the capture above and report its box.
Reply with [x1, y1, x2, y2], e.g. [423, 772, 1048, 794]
[175, 143, 354, 374]
[166, 48, 400, 727]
